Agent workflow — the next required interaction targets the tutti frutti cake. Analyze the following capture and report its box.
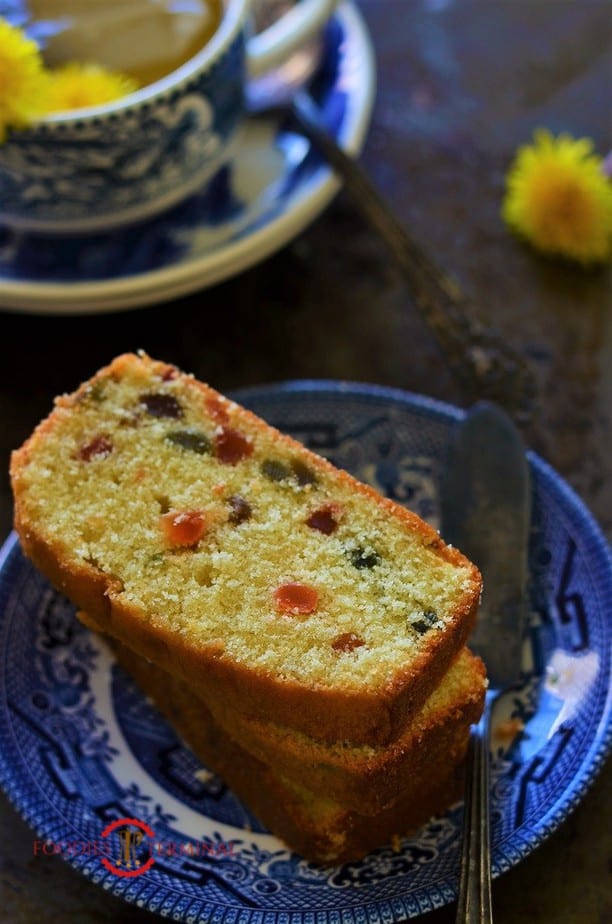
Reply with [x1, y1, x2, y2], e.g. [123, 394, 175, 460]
[10, 352, 485, 862]
[110, 637, 485, 864]
[11, 352, 482, 747]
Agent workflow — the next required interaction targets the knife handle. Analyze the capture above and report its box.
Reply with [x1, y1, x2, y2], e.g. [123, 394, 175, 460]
[455, 690, 494, 924]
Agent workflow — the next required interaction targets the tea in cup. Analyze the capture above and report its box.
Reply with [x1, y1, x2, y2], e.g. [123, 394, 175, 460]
[13, 1, 224, 88]
[0, 0, 339, 233]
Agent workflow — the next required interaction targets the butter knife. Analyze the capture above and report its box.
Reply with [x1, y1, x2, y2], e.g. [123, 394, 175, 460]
[440, 401, 531, 923]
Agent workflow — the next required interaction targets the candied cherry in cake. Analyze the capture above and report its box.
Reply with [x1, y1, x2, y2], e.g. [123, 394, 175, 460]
[205, 396, 230, 425]
[160, 510, 206, 547]
[273, 582, 319, 615]
[306, 503, 342, 535]
[332, 632, 365, 653]
[214, 426, 253, 464]
[78, 435, 113, 461]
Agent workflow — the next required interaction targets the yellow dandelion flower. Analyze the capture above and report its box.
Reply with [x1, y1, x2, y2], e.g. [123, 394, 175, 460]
[45, 63, 139, 113]
[502, 129, 612, 265]
[0, 18, 48, 142]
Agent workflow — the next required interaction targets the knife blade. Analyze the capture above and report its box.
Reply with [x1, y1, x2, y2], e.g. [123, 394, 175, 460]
[440, 400, 531, 688]
[440, 400, 531, 924]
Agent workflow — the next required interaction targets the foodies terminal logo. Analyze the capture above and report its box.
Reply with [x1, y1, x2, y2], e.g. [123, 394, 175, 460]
[33, 817, 235, 876]
[101, 818, 155, 877]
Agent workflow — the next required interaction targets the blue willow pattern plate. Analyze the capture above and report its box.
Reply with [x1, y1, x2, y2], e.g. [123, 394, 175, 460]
[0, 382, 610, 921]
[0, 2, 374, 314]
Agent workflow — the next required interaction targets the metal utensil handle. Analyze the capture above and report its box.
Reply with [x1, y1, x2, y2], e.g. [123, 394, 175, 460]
[455, 693, 494, 923]
[291, 92, 536, 422]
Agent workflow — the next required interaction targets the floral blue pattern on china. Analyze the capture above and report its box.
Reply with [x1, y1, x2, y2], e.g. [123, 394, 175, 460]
[0, 383, 610, 922]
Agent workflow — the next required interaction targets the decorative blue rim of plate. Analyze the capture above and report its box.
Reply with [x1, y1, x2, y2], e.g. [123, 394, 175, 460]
[0, 1, 375, 315]
[0, 381, 610, 922]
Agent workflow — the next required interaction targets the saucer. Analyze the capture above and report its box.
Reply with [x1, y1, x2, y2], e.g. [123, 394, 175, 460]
[0, 383, 610, 921]
[0, 1, 374, 315]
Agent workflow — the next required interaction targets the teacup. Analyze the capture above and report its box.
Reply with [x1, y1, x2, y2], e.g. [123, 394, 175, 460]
[0, 0, 339, 233]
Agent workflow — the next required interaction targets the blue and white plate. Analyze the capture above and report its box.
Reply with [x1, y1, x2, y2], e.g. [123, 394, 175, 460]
[1, 382, 610, 921]
[0, 2, 374, 315]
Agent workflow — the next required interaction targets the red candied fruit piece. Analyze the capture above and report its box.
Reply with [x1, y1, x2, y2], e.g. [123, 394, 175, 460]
[160, 510, 206, 547]
[205, 396, 230, 425]
[306, 502, 343, 535]
[332, 632, 365, 653]
[214, 426, 253, 465]
[274, 582, 319, 616]
[79, 435, 113, 461]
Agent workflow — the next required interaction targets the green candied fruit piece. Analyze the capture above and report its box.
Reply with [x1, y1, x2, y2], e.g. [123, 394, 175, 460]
[261, 459, 292, 482]
[165, 429, 211, 454]
[78, 381, 106, 404]
[348, 545, 381, 570]
[410, 609, 439, 634]
[261, 457, 318, 486]
[146, 552, 166, 567]
[290, 459, 318, 486]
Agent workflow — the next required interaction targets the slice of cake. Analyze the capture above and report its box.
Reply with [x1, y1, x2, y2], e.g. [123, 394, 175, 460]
[108, 635, 486, 815]
[198, 647, 486, 813]
[10, 352, 482, 746]
[111, 639, 473, 865]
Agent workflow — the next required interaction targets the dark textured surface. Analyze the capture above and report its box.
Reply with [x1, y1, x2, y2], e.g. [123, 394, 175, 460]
[0, 1, 610, 920]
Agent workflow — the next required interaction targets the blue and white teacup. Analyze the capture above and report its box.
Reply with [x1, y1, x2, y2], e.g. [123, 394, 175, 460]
[0, 0, 339, 234]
